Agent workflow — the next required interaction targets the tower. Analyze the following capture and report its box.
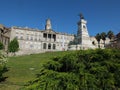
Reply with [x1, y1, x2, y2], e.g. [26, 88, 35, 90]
[77, 13, 94, 48]
[45, 19, 52, 30]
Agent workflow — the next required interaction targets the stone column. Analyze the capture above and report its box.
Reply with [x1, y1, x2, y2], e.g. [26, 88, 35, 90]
[46, 43, 48, 50]
[50, 34, 51, 41]
[51, 34, 53, 41]
[51, 43, 53, 51]
[46, 33, 48, 40]
[41, 42, 43, 51]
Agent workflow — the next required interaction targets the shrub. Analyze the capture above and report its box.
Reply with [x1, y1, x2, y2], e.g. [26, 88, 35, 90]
[8, 38, 19, 55]
[23, 49, 120, 90]
[0, 52, 8, 82]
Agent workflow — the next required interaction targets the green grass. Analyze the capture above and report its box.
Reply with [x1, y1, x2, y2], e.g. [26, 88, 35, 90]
[0, 51, 71, 90]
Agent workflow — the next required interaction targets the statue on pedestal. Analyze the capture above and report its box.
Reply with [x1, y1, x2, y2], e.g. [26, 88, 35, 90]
[79, 13, 85, 19]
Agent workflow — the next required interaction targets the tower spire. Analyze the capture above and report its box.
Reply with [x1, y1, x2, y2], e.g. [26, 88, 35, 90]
[45, 18, 52, 30]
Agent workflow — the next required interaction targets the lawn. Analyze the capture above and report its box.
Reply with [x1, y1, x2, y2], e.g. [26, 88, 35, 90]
[0, 51, 71, 90]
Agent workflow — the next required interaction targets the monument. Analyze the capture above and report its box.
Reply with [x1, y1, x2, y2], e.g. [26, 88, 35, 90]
[69, 13, 96, 50]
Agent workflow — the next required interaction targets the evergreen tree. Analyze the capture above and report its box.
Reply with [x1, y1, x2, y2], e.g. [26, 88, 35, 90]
[0, 52, 7, 82]
[22, 49, 120, 90]
[0, 42, 4, 50]
[8, 38, 19, 55]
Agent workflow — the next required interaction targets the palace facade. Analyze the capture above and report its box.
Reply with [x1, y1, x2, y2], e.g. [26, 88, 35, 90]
[10, 19, 74, 55]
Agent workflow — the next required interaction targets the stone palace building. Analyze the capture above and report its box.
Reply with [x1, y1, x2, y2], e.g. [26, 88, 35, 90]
[0, 15, 110, 55]
[10, 19, 74, 55]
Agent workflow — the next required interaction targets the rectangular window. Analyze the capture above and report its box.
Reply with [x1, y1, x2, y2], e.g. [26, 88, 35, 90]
[20, 36, 23, 40]
[16, 32, 19, 34]
[53, 34, 56, 41]
[15, 36, 18, 39]
[30, 37, 33, 41]
[48, 34, 51, 38]
[53, 44, 56, 49]
[30, 44, 33, 48]
[43, 43, 46, 49]
[43, 33, 47, 38]
[35, 38, 37, 41]
[26, 36, 29, 40]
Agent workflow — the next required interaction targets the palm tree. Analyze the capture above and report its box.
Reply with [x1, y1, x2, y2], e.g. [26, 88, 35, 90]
[101, 32, 107, 48]
[95, 33, 101, 48]
[107, 30, 114, 41]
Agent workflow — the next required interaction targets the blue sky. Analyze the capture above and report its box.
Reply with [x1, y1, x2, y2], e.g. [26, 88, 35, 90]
[0, 0, 120, 36]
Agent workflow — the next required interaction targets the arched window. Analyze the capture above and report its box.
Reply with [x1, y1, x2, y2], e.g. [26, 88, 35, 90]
[53, 44, 56, 49]
[48, 43, 51, 49]
[43, 43, 46, 49]
[83, 25, 86, 29]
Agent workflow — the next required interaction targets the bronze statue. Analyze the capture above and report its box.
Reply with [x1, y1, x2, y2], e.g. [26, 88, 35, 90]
[79, 13, 84, 19]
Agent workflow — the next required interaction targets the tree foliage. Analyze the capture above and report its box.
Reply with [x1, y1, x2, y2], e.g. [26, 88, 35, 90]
[107, 30, 114, 40]
[101, 32, 107, 47]
[0, 42, 4, 50]
[0, 52, 7, 82]
[23, 49, 120, 90]
[95, 33, 101, 48]
[8, 38, 19, 54]
[68, 34, 78, 45]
